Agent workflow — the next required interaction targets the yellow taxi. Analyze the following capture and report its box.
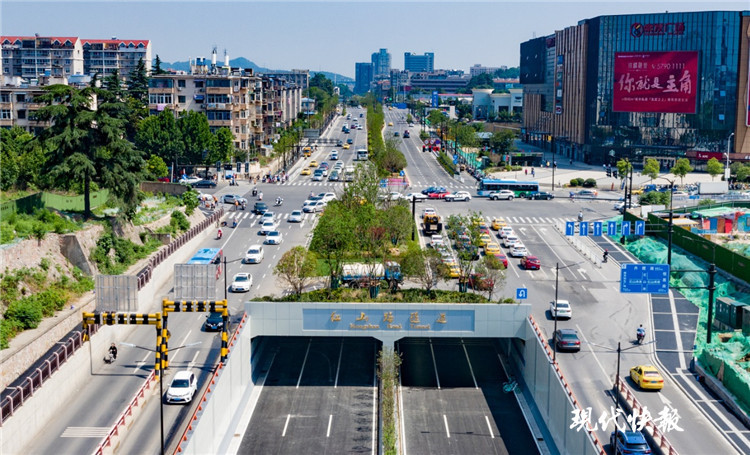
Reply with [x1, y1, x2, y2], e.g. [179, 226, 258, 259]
[342, 143, 350, 149]
[388, 122, 394, 126]
[442, 263, 460, 278]
[631, 187, 645, 195]
[491, 218, 507, 231]
[310, 160, 318, 167]
[484, 242, 501, 256]
[300, 168, 311, 175]
[629, 365, 664, 390]
[478, 233, 492, 247]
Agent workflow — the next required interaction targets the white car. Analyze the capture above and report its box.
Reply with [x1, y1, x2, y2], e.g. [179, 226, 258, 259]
[243, 245, 264, 264]
[498, 227, 515, 239]
[404, 193, 428, 202]
[672, 191, 689, 198]
[303, 200, 326, 213]
[179, 176, 201, 185]
[489, 190, 515, 200]
[231, 273, 253, 292]
[260, 220, 278, 234]
[431, 234, 444, 248]
[330, 151, 339, 160]
[613, 201, 640, 211]
[262, 211, 275, 222]
[165, 370, 197, 404]
[444, 191, 472, 202]
[503, 235, 520, 248]
[289, 210, 303, 223]
[265, 230, 283, 245]
[509, 243, 528, 257]
[379, 191, 402, 201]
[317, 192, 337, 203]
[421, 207, 437, 218]
[550, 299, 572, 319]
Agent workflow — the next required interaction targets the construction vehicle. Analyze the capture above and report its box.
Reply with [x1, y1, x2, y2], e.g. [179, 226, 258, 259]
[423, 213, 443, 235]
[341, 262, 403, 287]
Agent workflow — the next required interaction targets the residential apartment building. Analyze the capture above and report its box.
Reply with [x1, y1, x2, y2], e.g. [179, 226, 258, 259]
[354, 62, 373, 94]
[259, 73, 303, 144]
[148, 56, 262, 152]
[469, 64, 507, 77]
[260, 69, 309, 91]
[371, 48, 391, 78]
[0, 35, 151, 80]
[404, 52, 434, 73]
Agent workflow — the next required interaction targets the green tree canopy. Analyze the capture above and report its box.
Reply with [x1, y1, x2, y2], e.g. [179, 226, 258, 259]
[467, 73, 494, 89]
[177, 111, 214, 164]
[489, 129, 516, 155]
[670, 158, 693, 185]
[145, 155, 169, 180]
[641, 158, 660, 182]
[135, 108, 183, 163]
[616, 159, 633, 181]
[309, 73, 334, 95]
[208, 127, 234, 165]
[274, 246, 318, 295]
[705, 157, 724, 181]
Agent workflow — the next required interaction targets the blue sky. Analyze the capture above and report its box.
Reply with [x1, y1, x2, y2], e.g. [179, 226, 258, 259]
[2, 1, 747, 78]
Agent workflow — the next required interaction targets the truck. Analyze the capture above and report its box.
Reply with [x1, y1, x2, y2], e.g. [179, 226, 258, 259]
[340, 262, 403, 287]
[423, 213, 443, 235]
[356, 148, 369, 161]
[344, 165, 355, 182]
[698, 181, 728, 195]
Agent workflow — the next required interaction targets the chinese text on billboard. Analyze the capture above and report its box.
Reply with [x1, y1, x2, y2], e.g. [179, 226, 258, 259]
[613, 51, 698, 114]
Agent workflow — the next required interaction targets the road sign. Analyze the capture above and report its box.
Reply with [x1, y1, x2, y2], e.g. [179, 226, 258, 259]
[579, 221, 589, 236]
[516, 288, 528, 300]
[622, 221, 631, 236]
[608, 221, 617, 236]
[452, 155, 458, 164]
[635, 220, 645, 236]
[593, 221, 603, 236]
[565, 221, 575, 236]
[620, 264, 670, 294]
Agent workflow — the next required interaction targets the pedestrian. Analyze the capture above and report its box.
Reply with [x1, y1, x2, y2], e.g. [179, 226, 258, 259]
[603, 249, 609, 263]
[611, 182, 615, 191]
[531, 168, 535, 177]
[234, 200, 239, 211]
[525, 168, 528, 175]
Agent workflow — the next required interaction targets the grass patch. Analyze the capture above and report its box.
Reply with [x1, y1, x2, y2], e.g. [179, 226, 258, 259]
[259, 287, 500, 303]
[132, 194, 184, 226]
[0, 208, 84, 245]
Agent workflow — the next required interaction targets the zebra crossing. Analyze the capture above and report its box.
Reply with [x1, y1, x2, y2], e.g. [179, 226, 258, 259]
[480, 215, 566, 225]
[224, 210, 318, 222]
[280, 180, 477, 190]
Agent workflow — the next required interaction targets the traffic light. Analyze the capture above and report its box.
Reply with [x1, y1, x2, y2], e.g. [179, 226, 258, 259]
[613, 169, 618, 178]
[606, 168, 612, 177]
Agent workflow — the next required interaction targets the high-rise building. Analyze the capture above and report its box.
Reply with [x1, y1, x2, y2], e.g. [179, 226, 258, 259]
[354, 62, 373, 94]
[371, 48, 391, 77]
[404, 52, 434, 72]
[82, 38, 152, 78]
[521, 10, 750, 165]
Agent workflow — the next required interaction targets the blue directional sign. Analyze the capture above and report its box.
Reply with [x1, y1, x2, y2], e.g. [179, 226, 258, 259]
[565, 221, 575, 236]
[516, 288, 528, 300]
[620, 264, 670, 294]
[579, 221, 589, 236]
[593, 221, 603, 236]
[622, 221, 631, 236]
[452, 155, 458, 164]
[608, 221, 617, 236]
[635, 220, 645, 236]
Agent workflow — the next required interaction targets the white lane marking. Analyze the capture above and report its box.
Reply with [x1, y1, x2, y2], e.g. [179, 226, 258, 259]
[296, 340, 312, 389]
[61, 427, 111, 437]
[443, 414, 451, 438]
[334, 340, 343, 388]
[372, 343, 379, 455]
[187, 350, 199, 370]
[485, 415, 495, 438]
[461, 342, 478, 389]
[282, 414, 291, 437]
[668, 290, 687, 370]
[326, 414, 333, 438]
[133, 352, 151, 374]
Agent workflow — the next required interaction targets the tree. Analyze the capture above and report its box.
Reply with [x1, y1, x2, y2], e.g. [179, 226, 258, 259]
[309, 201, 356, 287]
[737, 164, 750, 183]
[0, 134, 19, 191]
[489, 129, 515, 156]
[616, 158, 633, 182]
[208, 127, 234, 165]
[706, 157, 724, 181]
[670, 158, 693, 185]
[177, 111, 214, 164]
[642, 158, 660, 182]
[380, 204, 413, 248]
[103, 69, 125, 101]
[467, 73, 494, 89]
[153, 55, 167, 75]
[376, 138, 407, 173]
[474, 255, 507, 300]
[274, 246, 318, 296]
[309, 73, 334, 95]
[135, 108, 183, 164]
[400, 245, 443, 293]
[340, 163, 381, 209]
[127, 58, 150, 104]
[427, 109, 447, 128]
[145, 155, 169, 180]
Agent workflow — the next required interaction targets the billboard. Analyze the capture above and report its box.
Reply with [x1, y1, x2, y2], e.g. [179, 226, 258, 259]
[613, 51, 698, 113]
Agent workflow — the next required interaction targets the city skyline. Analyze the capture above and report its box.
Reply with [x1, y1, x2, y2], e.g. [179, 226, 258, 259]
[2, 1, 748, 78]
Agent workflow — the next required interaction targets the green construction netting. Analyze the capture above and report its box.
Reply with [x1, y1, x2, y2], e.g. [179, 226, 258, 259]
[610, 227, 750, 414]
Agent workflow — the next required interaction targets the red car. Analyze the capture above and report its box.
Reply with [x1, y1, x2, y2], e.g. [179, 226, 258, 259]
[468, 273, 494, 291]
[427, 190, 449, 199]
[520, 256, 541, 270]
[491, 251, 508, 268]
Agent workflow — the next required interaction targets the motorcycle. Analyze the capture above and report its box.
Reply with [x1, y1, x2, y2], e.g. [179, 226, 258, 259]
[636, 330, 645, 344]
[103, 353, 115, 364]
[232, 219, 237, 228]
[252, 188, 258, 196]
[217, 229, 223, 239]
[275, 198, 283, 207]
[258, 192, 263, 201]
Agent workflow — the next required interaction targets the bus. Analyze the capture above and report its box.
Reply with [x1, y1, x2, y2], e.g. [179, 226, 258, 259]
[477, 179, 539, 198]
[187, 248, 223, 279]
[356, 148, 369, 161]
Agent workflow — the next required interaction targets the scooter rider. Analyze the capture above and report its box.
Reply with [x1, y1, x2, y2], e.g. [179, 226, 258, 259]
[578, 211, 584, 222]
[217, 228, 223, 239]
[109, 343, 118, 361]
[636, 324, 646, 343]
[603, 249, 609, 263]
[276, 196, 283, 206]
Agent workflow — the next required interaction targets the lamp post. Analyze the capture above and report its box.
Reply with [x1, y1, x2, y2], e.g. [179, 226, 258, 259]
[658, 176, 676, 266]
[726, 132, 734, 180]
[121, 341, 202, 455]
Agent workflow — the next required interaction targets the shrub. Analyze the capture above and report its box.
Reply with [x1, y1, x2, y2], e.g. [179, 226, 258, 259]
[569, 178, 580, 187]
[583, 178, 597, 188]
[36, 289, 67, 316]
[0, 319, 22, 349]
[40, 257, 50, 271]
[170, 210, 190, 232]
[5, 298, 43, 329]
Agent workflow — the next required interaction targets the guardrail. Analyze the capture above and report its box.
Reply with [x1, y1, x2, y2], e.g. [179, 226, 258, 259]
[0, 326, 96, 425]
[528, 316, 606, 453]
[614, 378, 677, 455]
[92, 370, 157, 455]
[173, 312, 248, 454]
[555, 220, 604, 268]
[0, 208, 224, 427]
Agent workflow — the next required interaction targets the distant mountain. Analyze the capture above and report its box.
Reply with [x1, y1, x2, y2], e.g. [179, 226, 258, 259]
[155, 57, 352, 82]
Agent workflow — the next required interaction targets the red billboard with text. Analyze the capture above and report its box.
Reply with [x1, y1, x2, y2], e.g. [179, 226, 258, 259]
[613, 51, 699, 113]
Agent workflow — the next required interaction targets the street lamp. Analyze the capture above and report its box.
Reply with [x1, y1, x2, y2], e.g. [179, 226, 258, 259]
[121, 340, 202, 455]
[658, 176, 676, 266]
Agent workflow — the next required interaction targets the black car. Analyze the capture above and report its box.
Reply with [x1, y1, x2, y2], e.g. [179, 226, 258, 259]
[528, 191, 554, 200]
[346, 138, 353, 144]
[336, 139, 344, 146]
[553, 329, 581, 352]
[191, 179, 216, 188]
[203, 311, 230, 332]
[253, 202, 268, 215]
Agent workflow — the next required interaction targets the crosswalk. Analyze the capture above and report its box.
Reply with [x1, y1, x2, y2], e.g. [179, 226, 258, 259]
[479, 215, 567, 225]
[61, 426, 111, 438]
[224, 210, 318, 222]
[276, 180, 477, 190]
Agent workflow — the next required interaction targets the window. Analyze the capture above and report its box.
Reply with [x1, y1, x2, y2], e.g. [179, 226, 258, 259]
[148, 93, 173, 104]
[178, 95, 186, 104]
[16, 109, 25, 119]
[194, 80, 204, 88]
[1, 110, 12, 119]
[16, 94, 25, 103]
[178, 79, 186, 88]
[0, 93, 9, 103]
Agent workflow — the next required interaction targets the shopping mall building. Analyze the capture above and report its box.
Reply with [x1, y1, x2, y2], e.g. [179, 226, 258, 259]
[521, 10, 750, 169]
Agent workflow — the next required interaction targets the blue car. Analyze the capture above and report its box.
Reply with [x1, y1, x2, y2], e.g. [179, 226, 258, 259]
[421, 186, 447, 195]
[610, 430, 651, 455]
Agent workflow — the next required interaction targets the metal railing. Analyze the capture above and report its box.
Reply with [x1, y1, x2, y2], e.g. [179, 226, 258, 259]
[0, 208, 224, 426]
